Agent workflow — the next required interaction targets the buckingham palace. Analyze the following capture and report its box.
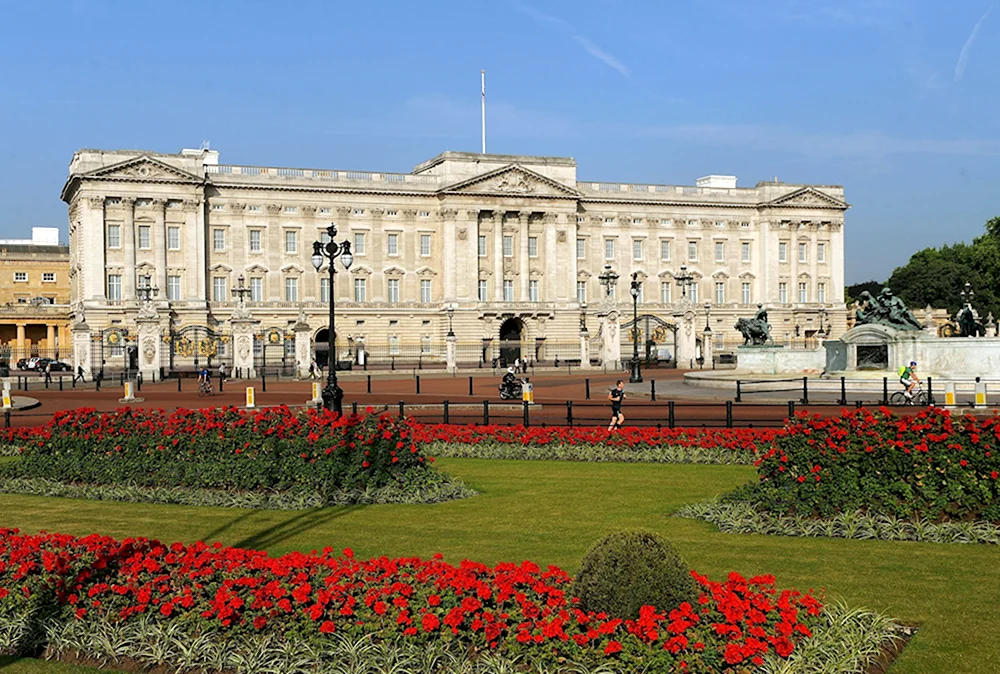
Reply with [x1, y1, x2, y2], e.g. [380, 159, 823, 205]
[60, 147, 847, 377]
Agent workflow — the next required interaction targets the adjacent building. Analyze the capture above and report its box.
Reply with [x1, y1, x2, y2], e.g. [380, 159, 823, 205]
[61, 147, 848, 371]
[0, 227, 72, 365]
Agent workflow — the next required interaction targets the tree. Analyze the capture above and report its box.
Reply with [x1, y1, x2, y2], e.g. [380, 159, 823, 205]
[845, 280, 883, 306]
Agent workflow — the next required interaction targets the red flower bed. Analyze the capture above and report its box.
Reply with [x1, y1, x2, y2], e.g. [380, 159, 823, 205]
[0, 527, 822, 670]
[411, 423, 778, 455]
[748, 407, 1000, 521]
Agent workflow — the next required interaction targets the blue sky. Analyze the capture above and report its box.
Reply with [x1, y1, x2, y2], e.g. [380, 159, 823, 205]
[1, 0, 997, 283]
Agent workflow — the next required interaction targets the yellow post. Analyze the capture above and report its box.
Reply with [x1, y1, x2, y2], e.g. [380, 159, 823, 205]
[944, 382, 956, 407]
[312, 382, 320, 400]
[975, 381, 987, 409]
[123, 381, 133, 399]
[2, 391, 11, 409]
[246, 387, 256, 408]
[522, 381, 534, 404]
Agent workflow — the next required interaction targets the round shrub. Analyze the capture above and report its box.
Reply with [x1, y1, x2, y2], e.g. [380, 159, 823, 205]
[572, 530, 698, 619]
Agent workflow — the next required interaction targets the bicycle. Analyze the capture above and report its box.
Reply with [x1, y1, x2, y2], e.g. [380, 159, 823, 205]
[889, 383, 927, 406]
[197, 380, 215, 397]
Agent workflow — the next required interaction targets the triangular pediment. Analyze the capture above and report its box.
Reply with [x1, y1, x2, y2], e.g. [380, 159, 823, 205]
[244, 264, 268, 274]
[441, 165, 580, 199]
[84, 156, 204, 183]
[766, 187, 847, 210]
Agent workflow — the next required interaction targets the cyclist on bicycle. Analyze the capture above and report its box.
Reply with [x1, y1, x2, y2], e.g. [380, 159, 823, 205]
[900, 361, 919, 400]
[197, 367, 210, 390]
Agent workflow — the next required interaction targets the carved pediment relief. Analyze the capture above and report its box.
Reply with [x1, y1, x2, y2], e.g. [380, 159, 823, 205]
[478, 269, 493, 279]
[209, 264, 233, 273]
[529, 268, 544, 280]
[244, 264, 268, 274]
[658, 270, 675, 278]
[415, 266, 437, 278]
[577, 270, 592, 280]
[712, 271, 729, 279]
[84, 156, 203, 183]
[441, 165, 580, 199]
[632, 271, 648, 282]
[738, 271, 756, 280]
[281, 264, 304, 275]
[383, 266, 406, 278]
[766, 187, 848, 210]
[352, 265, 373, 277]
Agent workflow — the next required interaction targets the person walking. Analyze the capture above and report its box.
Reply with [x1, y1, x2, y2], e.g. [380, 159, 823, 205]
[607, 380, 626, 431]
[44, 362, 53, 385]
[74, 365, 84, 383]
[218, 362, 227, 382]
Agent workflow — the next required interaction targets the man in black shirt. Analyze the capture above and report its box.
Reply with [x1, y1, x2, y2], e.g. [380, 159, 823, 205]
[607, 380, 626, 431]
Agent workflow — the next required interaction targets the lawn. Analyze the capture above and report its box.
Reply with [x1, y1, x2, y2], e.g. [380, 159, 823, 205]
[0, 458, 998, 673]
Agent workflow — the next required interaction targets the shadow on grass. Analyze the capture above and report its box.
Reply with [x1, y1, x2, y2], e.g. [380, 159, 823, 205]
[204, 505, 367, 552]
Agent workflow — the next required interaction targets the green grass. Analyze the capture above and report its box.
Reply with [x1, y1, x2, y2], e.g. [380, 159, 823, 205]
[0, 458, 998, 673]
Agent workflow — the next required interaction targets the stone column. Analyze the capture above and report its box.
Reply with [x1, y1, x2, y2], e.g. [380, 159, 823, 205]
[446, 333, 457, 373]
[122, 197, 136, 300]
[579, 312, 592, 369]
[153, 199, 168, 294]
[85, 196, 107, 302]
[46, 325, 55, 356]
[493, 213, 504, 300]
[230, 317, 258, 378]
[189, 199, 207, 307]
[15, 324, 25, 356]
[72, 318, 92, 379]
[442, 209, 457, 301]
[673, 307, 698, 369]
[293, 317, 312, 378]
[519, 211, 530, 300]
[135, 317, 163, 381]
[702, 328, 714, 367]
[543, 213, 558, 300]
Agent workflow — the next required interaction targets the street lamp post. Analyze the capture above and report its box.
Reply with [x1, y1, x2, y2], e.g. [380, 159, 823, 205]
[137, 274, 159, 306]
[818, 306, 828, 336]
[629, 273, 642, 383]
[311, 224, 354, 414]
[579, 302, 588, 334]
[675, 263, 694, 299]
[598, 263, 619, 298]
[446, 304, 456, 337]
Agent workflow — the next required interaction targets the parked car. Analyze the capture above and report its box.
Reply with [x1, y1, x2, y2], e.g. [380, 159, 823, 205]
[45, 360, 72, 372]
[21, 357, 42, 370]
[15, 358, 30, 370]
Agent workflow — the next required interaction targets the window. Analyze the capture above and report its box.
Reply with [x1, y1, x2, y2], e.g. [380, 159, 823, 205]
[418, 211, 430, 218]
[633, 218, 642, 225]
[478, 280, 488, 301]
[388, 335, 400, 355]
[386, 210, 397, 217]
[660, 218, 672, 226]
[107, 224, 121, 248]
[817, 242, 827, 263]
[247, 205, 261, 213]
[319, 230, 331, 244]
[42, 272, 55, 283]
[352, 208, 365, 216]
[353, 232, 365, 256]
[798, 242, 807, 263]
[742, 282, 751, 304]
[604, 216, 614, 224]
[284, 206, 296, 214]
[660, 240, 671, 261]
[387, 233, 399, 256]
[688, 282, 698, 303]
[248, 230, 261, 253]
[353, 278, 366, 302]
[529, 280, 539, 302]
[420, 234, 431, 257]
[715, 281, 725, 304]
[107, 275, 122, 300]
[633, 239, 643, 261]
[387, 278, 399, 303]
[577, 281, 587, 303]
[212, 203, 224, 212]
[778, 242, 788, 262]
[478, 235, 487, 257]
[14, 271, 27, 282]
[661, 282, 671, 304]
[528, 236, 538, 258]
[741, 242, 751, 262]
[715, 220, 725, 228]
[503, 280, 514, 302]
[212, 277, 226, 302]
[285, 277, 298, 302]
[576, 238, 586, 259]
[284, 230, 297, 254]
[420, 279, 432, 303]
[778, 282, 788, 303]
[167, 226, 180, 250]
[167, 275, 181, 301]
[604, 238, 615, 260]
[502, 235, 513, 257]
[138, 225, 151, 249]
[798, 282, 808, 303]
[715, 241, 725, 262]
[212, 229, 225, 252]
[249, 277, 263, 302]
[818, 282, 827, 303]
[687, 241, 697, 261]
[320, 277, 330, 303]
[319, 207, 331, 215]
[421, 336, 431, 355]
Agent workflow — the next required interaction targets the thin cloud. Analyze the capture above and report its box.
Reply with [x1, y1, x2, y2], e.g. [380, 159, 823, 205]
[514, 3, 630, 78]
[955, 7, 992, 82]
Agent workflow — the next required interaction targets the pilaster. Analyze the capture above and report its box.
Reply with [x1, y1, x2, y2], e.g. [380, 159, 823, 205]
[121, 197, 136, 300]
[152, 199, 168, 294]
[442, 209, 457, 301]
[71, 319, 92, 379]
[519, 211, 530, 301]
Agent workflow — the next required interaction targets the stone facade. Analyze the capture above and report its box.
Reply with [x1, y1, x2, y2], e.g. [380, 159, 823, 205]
[61, 148, 848, 369]
[0, 228, 72, 363]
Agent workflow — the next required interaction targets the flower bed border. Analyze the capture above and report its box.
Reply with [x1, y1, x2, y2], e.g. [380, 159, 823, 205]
[428, 442, 757, 465]
[676, 499, 1000, 545]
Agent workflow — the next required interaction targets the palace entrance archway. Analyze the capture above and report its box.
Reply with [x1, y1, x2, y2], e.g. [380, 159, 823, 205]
[498, 317, 524, 366]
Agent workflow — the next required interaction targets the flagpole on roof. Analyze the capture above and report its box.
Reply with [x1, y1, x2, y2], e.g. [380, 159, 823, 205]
[481, 70, 487, 154]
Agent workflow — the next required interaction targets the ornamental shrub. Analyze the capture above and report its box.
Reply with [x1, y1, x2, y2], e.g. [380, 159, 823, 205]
[0, 406, 436, 497]
[745, 407, 1000, 522]
[572, 530, 699, 620]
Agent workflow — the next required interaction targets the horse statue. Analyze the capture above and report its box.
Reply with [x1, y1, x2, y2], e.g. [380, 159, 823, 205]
[734, 317, 772, 346]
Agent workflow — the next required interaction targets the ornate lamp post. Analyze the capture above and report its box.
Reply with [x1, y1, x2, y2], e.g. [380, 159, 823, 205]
[818, 306, 828, 336]
[446, 304, 456, 337]
[231, 274, 251, 306]
[598, 263, 619, 298]
[629, 273, 642, 383]
[961, 282, 974, 308]
[703, 301, 712, 333]
[137, 274, 159, 306]
[311, 224, 354, 414]
[675, 263, 694, 299]
[579, 302, 588, 334]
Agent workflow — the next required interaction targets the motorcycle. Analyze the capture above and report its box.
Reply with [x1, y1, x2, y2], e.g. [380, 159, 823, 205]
[498, 378, 523, 400]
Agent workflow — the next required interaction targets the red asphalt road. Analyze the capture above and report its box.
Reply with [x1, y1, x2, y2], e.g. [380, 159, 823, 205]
[7, 370, 834, 429]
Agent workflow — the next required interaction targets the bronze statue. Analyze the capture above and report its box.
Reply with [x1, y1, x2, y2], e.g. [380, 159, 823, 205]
[957, 305, 985, 337]
[854, 288, 923, 331]
[735, 304, 773, 345]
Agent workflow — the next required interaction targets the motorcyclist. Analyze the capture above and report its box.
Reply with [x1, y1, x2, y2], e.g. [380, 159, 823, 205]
[502, 367, 517, 388]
